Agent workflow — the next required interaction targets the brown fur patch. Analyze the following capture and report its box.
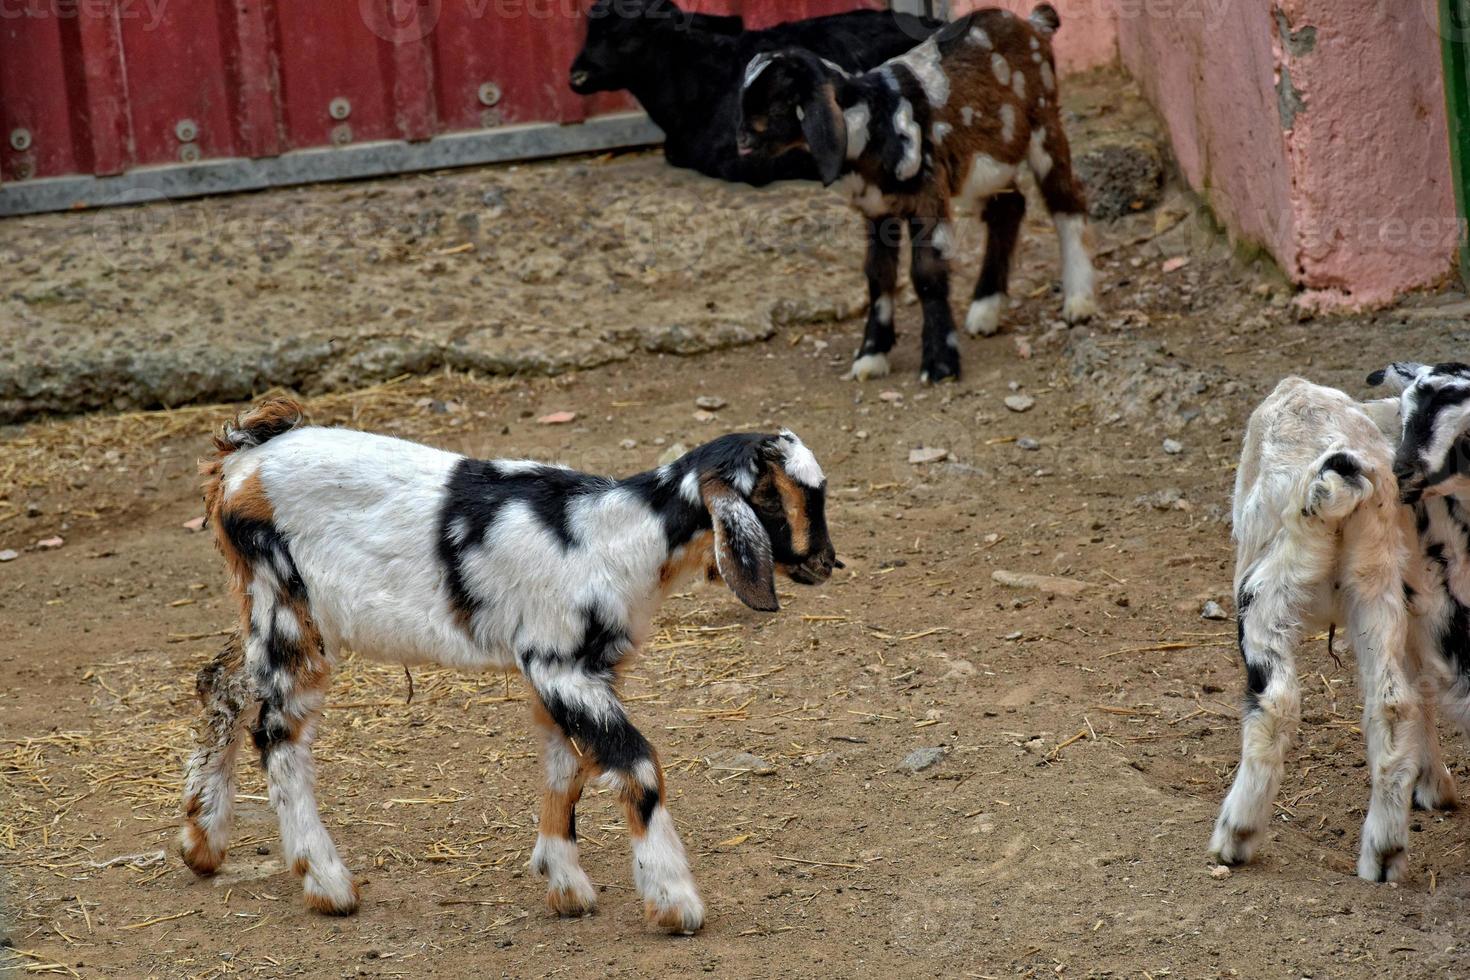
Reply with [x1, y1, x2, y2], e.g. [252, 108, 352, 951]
[658, 531, 716, 591]
[547, 887, 597, 918]
[530, 697, 590, 842]
[770, 470, 811, 555]
[304, 879, 360, 916]
[292, 856, 311, 877]
[180, 815, 228, 876]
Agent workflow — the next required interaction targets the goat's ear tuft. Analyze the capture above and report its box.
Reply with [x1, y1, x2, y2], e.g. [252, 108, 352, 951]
[802, 81, 848, 186]
[1367, 362, 1423, 392]
[701, 478, 778, 612]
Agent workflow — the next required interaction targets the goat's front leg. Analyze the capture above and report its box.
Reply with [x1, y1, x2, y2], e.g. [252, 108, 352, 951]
[1209, 584, 1302, 867]
[850, 214, 903, 381]
[525, 658, 703, 933]
[966, 188, 1025, 337]
[529, 698, 596, 917]
[908, 211, 961, 384]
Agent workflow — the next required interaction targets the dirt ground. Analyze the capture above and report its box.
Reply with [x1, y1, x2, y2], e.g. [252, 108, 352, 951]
[6, 82, 1470, 980]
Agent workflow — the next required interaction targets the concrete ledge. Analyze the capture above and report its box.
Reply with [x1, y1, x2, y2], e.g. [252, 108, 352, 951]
[0, 113, 665, 217]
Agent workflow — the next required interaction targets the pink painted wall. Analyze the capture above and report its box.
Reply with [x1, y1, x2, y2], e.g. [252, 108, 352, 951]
[951, 0, 1118, 75]
[1118, 0, 1458, 305]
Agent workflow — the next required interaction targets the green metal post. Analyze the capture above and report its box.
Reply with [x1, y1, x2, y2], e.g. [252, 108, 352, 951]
[1443, 0, 1470, 284]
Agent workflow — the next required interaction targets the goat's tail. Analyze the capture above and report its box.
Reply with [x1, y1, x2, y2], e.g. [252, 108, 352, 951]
[1301, 449, 1375, 522]
[200, 397, 307, 516]
[1030, 4, 1061, 36]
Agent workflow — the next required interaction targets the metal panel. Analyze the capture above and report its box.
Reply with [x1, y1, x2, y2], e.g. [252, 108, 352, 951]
[0, 0, 887, 212]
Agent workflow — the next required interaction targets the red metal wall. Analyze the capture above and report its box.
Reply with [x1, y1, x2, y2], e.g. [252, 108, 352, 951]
[0, 1, 880, 185]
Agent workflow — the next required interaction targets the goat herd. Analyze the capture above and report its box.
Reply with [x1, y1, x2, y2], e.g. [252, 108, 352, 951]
[167, 0, 1469, 938]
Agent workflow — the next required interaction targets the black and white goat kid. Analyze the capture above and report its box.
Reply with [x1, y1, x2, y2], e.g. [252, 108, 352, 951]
[1370, 361, 1470, 783]
[569, 0, 940, 186]
[179, 398, 839, 932]
[737, 5, 1098, 383]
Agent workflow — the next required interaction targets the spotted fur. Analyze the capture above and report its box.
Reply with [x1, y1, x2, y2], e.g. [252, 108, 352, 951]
[737, 4, 1096, 384]
[181, 400, 839, 929]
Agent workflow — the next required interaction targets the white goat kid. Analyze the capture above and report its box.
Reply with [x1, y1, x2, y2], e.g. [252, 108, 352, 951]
[1212, 377, 1421, 881]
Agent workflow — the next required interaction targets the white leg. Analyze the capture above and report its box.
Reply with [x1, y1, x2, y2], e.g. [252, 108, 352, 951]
[1349, 592, 1418, 882]
[1054, 213, 1097, 323]
[265, 715, 358, 915]
[1210, 650, 1300, 866]
[634, 804, 704, 934]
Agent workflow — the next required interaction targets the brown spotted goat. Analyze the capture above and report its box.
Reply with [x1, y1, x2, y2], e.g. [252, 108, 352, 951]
[180, 397, 839, 931]
[738, 4, 1097, 383]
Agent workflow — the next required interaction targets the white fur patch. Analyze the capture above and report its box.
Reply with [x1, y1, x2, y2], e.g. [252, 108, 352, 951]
[966, 295, 1005, 337]
[991, 53, 1012, 87]
[891, 36, 950, 106]
[840, 174, 889, 218]
[933, 221, 955, 260]
[633, 807, 703, 933]
[844, 102, 871, 160]
[1000, 103, 1017, 145]
[893, 99, 923, 180]
[874, 294, 894, 325]
[1028, 127, 1053, 179]
[961, 105, 978, 127]
[1041, 62, 1055, 92]
[849, 352, 892, 381]
[1012, 71, 1026, 98]
[956, 153, 1018, 211]
[743, 53, 774, 89]
[778, 431, 825, 488]
[968, 26, 992, 48]
[932, 121, 953, 145]
[679, 469, 701, 507]
[1055, 213, 1097, 322]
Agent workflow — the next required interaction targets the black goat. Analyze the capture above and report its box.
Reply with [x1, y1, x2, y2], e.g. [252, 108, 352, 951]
[569, 0, 941, 186]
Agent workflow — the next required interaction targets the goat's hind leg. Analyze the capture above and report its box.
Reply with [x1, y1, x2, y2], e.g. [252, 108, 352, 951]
[247, 599, 356, 914]
[1209, 584, 1302, 866]
[965, 188, 1025, 337]
[529, 698, 596, 917]
[181, 633, 253, 875]
[1348, 590, 1419, 882]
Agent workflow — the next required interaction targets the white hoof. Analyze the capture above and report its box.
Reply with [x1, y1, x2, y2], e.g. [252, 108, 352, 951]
[965, 295, 1004, 336]
[849, 352, 891, 381]
[532, 835, 597, 916]
[301, 858, 359, 916]
[1062, 293, 1098, 324]
[643, 879, 705, 934]
[1208, 818, 1261, 868]
[1357, 837, 1409, 884]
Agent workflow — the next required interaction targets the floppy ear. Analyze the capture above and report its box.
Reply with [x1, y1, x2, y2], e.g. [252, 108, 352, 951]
[701, 478, 779, 612]
[801, 81, 848, 186]
[1367, 362, 1424, 392]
